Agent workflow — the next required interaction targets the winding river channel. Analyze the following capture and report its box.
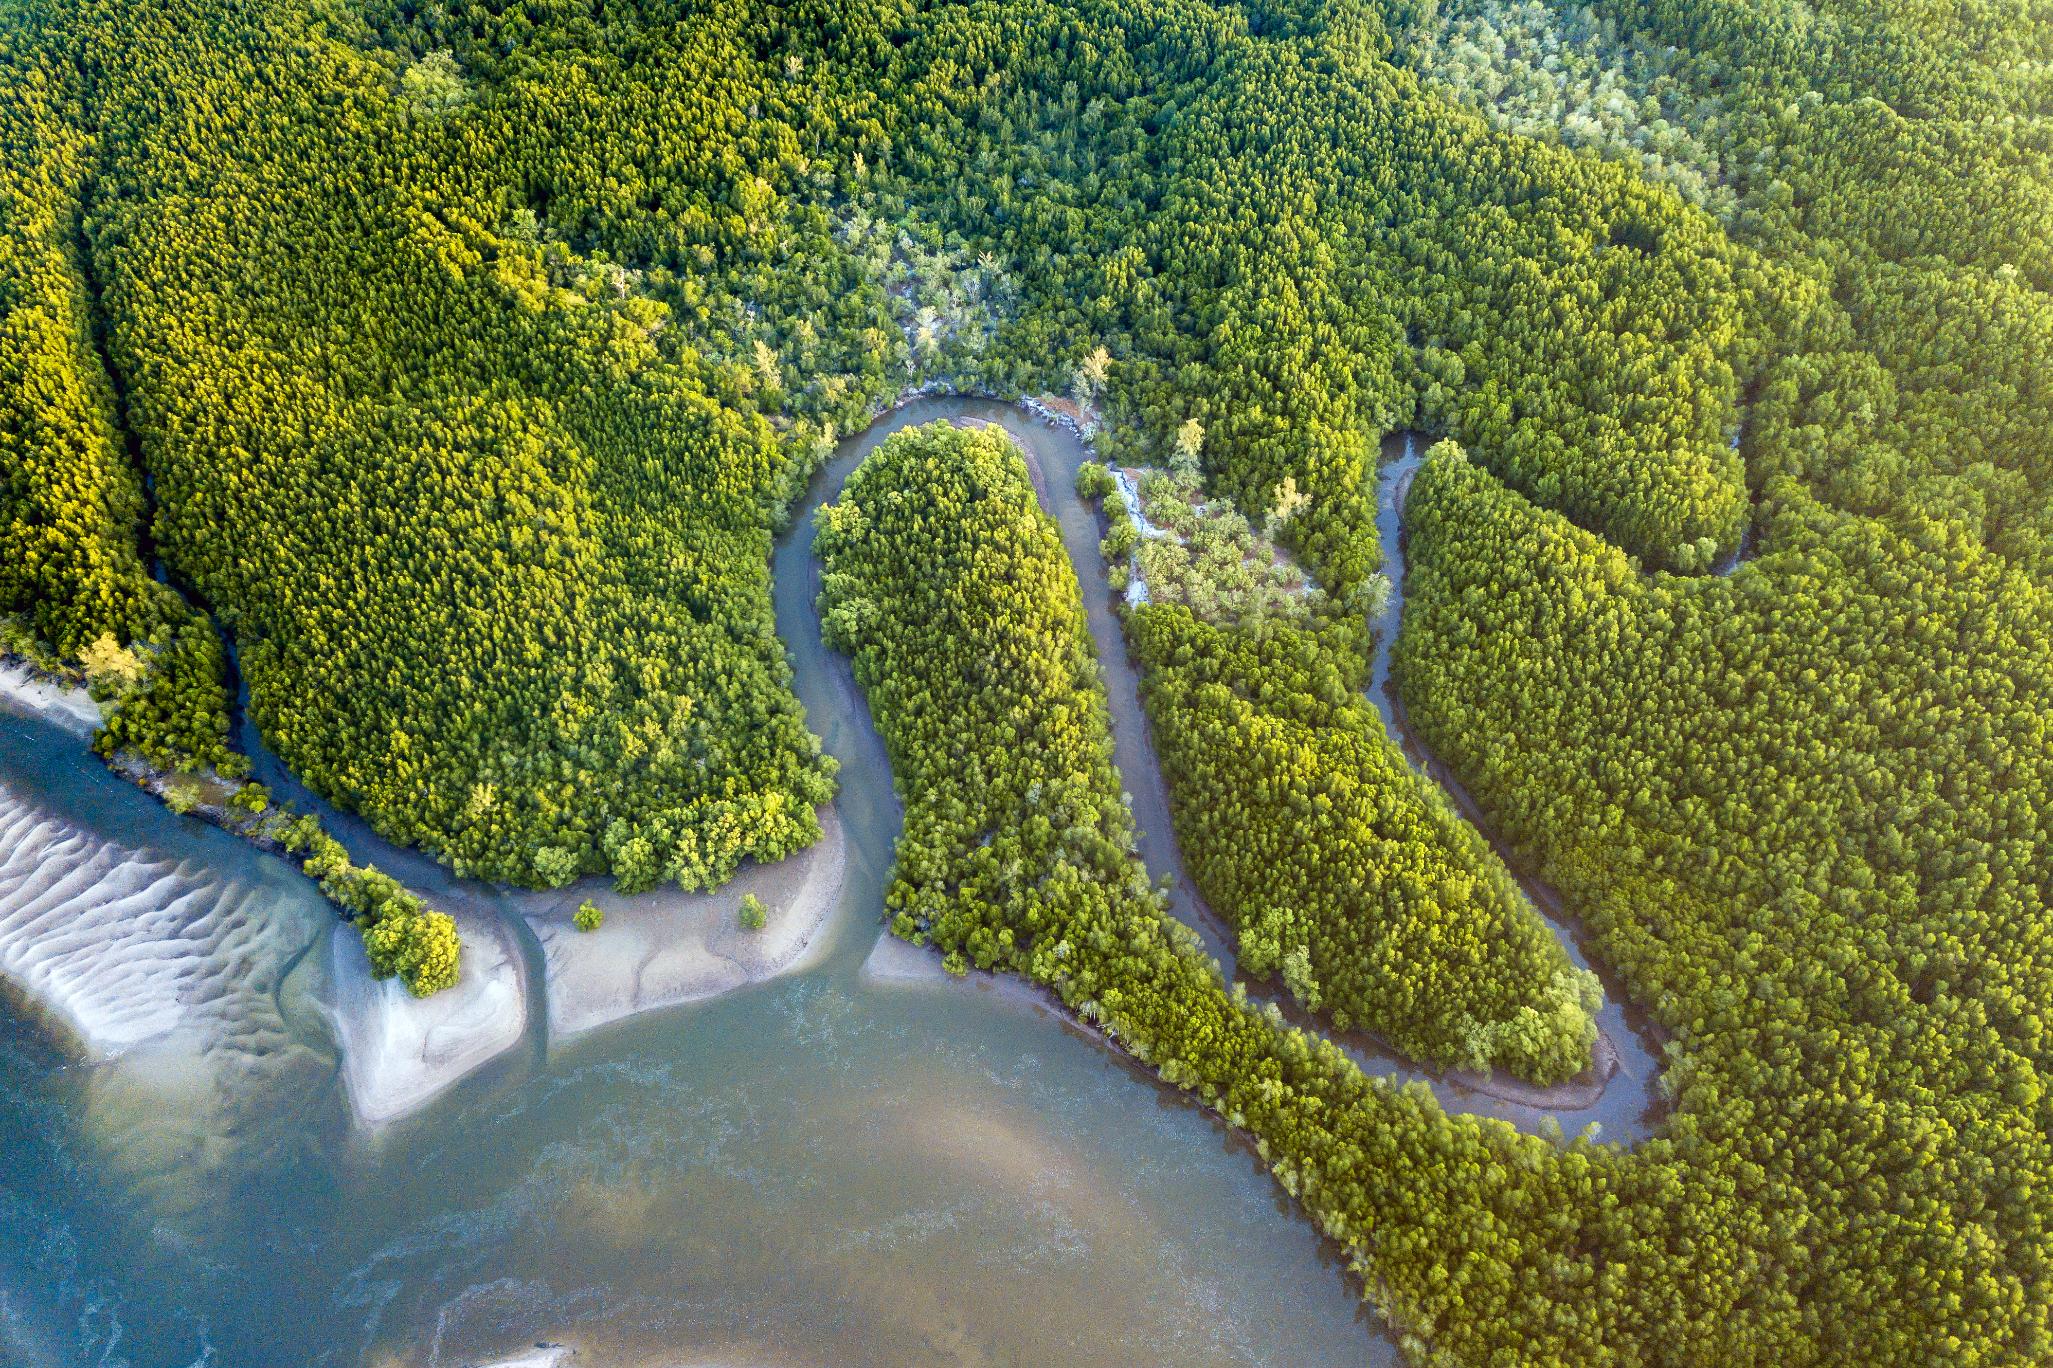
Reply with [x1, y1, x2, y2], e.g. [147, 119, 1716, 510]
[0, 397, 1658, 1368]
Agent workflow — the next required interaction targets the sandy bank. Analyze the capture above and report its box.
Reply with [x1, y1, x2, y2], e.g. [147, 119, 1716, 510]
[859, 931, 1062, 1018]
[856, 929, 951, 985]
[525, 806, 846, 1042]
[323, 903, 527, 1127]
[0, 774, 321, 1062]
[0, 658, 100, 738]
[1442, 1025, 1621, 1111]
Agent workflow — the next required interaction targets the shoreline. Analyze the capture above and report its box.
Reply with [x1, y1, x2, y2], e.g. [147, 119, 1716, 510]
[104, 749, 292, 855]
[0, 387, 1651, 1141]
[471, 1349, 572, 1368]
[321, 900, 529, 1129]
[527, 806, 849, 1043]
[0, 656, 854, 1126]
[911, 395, 1663, 1131]
[1444, 1024, 1621, 1111]
[858, 929, 1063, 1019]
[0, 747, 331, 1093]
[0, 655, 101, 738]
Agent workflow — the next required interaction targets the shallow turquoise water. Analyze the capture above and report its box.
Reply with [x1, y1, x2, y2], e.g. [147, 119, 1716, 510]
[0, 698, 1384, 1367]
[0, 398, 1665, 1368]
[0, 397, 1386, 1368]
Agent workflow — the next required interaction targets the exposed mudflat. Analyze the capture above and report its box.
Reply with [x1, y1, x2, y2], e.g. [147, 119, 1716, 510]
[0, 768, 314, 1063]
[0, 403, 1383, 1368]
[0, 737, 336, 1201]
[0, 659, 100, 738]
[524, 806, 847, 1042]
[859, 929, 1055, 1018]
[0, 662, 533, 1132]
[322, 902, 527, 1127]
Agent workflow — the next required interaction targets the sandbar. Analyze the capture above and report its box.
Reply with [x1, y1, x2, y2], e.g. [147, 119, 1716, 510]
[323, 902, 527, 1127]
[0, 659, 100, 738]
[524, 806, 846, 1042]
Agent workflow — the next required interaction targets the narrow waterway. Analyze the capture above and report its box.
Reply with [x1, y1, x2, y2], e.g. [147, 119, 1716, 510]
[1365, 433, 1664, 1135]
[0, 397, 1384, 1368]
[1010, 408, 1663, 1138]
[0, 397, 1670, 1368]
[229, 400, 1665, 1141]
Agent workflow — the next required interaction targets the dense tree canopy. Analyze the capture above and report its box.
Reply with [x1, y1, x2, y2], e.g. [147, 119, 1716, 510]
[3, 0, 2049, 1357]
[814, 421, 1648, 1363]
[1125, 601, 1600, 1083]
[1, 0, 1759, 876]
[819, 419, 2052, 1364]
[1396, 440, 2053, 1362]
[0, 21, 161, 659]
[1407, 0, 2053, 579]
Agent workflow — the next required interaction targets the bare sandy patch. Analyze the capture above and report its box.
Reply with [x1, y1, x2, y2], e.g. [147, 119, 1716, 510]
[858, 932, 1054, 1013]
[525, 806, 846, 1042]
[0, 774, 318, 1062]
[323, 902, 527, 1127]
[0, 659, 100, 738]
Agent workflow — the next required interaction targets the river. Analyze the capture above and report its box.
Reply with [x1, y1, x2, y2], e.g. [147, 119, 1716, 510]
[0, 398, 1657, 1367]
[0, 398, 1382, 1368]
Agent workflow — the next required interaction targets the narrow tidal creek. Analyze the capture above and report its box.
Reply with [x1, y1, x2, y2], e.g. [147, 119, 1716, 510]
[0, 398, 1660, 1367]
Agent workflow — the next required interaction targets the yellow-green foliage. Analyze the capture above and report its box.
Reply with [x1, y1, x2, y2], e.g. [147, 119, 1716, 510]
[1128, 603, 1599, 1083]
[91, 616, 242, 776]
[50, 0, 850, 889]
[304, 830, 461, 996]
[817, 422, 1141, 972]
[359, 906, 462, 998]
[1398, 442, 2053, 1359]
[817, 420, 1676, 1365]
[0, 26, 163, 658]
[4, 0, 2050, 1355]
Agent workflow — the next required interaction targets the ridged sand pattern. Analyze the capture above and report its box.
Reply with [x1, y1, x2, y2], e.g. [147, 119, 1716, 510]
[0, 775, 320, 1071]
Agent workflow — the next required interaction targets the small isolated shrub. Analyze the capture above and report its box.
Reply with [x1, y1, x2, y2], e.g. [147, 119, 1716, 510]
[574, 900, 604, 932]
[1101, 516, 1139, 559]
[162, 779, 200, 815]
[1075, 460, 1116, 500]
[738, 892, 768, 931]
[361, 908, 461, 997]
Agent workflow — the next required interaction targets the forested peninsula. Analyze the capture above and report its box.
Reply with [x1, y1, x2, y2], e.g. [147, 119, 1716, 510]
[3, 0, 2048, 1362]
